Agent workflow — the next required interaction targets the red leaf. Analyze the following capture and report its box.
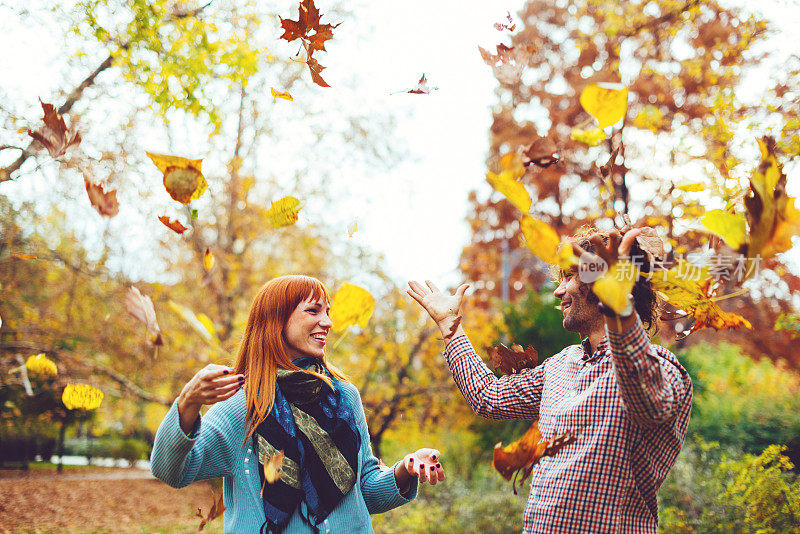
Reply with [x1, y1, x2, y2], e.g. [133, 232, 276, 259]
[84, 176, 119, 217]
[158, 215, 188, 234]
[27, 99, 81, 159]
[493, 11, 516, 32]
[307, 57, 330, 87]
[486, 343, 539, 375]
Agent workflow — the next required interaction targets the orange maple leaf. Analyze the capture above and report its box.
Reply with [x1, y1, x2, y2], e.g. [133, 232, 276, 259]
[196, 490, 225, 531]
[486, 343, 539, 375]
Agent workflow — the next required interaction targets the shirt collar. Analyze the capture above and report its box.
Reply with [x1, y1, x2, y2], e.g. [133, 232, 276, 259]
[580, 336, 609, 363]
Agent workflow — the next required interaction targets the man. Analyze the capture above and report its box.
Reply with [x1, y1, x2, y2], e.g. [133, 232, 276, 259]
[407, 227, 692, 533]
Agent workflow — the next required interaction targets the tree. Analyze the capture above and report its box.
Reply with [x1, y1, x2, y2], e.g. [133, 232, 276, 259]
[462, 0, 800, 363]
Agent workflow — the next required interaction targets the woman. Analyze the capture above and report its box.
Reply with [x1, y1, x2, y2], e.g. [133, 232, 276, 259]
[151, 275, 445, 533]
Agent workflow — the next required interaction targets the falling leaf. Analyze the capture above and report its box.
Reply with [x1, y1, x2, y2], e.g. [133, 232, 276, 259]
[146, 152, 208, 204]
[399, 74, 438, 94]
[83, 175, 119, 217]
[306, 57, 330, 87]
[266, 196, 302, 228]
[519, 216, 578, 270]
[196, 490, 225, 531]
[279, 0, 339, 87]
[191, 209, 199, 220]
[742, 137, 800, 262]
[27, 98, 81, 159]
[11, 253, 37, 260]
[599, 146, 619, 178]
[570, 127, 606, 146]
[650, 260, 752, 337]
[492, 421, 577, 494]
[347, 218, 358, 237]
[493, 11, 516, 31]
[124, 286, 164, 346]
[168, 301, 218, 342]
[62, 384, 103, 410]
[447, 316, 462, 338]
[25, 353, 57, 376]
[158, 215, 188, 234]
[203, 248, 214, 271]
[701, 210, 747, 250]
[264, 450, 285, 485]
[592, 260, 639, 314]
[330, 283, 374, 332]
[486, 170, 531, 213]
[522, 138, 559, 168]
[270, 88, 294, 101]
[486, 343, 538, 375]
[675, 182, 705, 192]
[279, 0, 339, 56]
[579, 83, 629, 129]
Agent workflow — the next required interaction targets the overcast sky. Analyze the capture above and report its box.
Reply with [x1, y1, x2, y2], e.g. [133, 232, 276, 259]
[2, 0, 799, 290]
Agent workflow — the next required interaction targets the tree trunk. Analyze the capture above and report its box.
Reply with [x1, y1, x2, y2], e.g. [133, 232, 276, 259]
[57, 417, 67, 473]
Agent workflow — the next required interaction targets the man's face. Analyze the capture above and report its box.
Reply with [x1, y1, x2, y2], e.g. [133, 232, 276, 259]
[553, 268, 603, 336]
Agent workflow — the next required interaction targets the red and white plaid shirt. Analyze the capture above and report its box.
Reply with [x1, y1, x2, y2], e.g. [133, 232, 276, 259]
[443, 315, 692, 533]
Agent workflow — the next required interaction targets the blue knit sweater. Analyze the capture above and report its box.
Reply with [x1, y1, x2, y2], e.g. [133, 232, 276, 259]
[151, 384, 417, 533]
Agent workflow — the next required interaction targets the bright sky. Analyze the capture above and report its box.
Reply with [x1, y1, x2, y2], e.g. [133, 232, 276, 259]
[2, 0, 799, 291]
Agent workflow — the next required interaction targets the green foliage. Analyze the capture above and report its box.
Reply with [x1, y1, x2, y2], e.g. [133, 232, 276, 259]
[500, 288, 580, 361]
[678, 342, 800, 454]
[659, 439, 800, 533]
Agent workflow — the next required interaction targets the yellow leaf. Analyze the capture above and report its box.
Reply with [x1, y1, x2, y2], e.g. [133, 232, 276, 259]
[264, 450, 285, 484]
[486, 170, 532, 213]
[62, 384, 103, 410]
[579, 83, 629, 128]
[676, 182, 705, 192]
[570, 127, 606, 146]
[270, 87, 293, 101]
[266, 196, 302, 229]
[11, 253, 37, 260]
[146, 152, 208, 204]
[195, 313, 217, 338]
[499, 152, 525, 180]
[519, 216, 578, 270]
[347, 219, 358, 237]
[26, 353, 57, 376]
[330, 283, 374, 332]
[701, 210, 747, 250]
[168, 301, 217, 342]
[593, 260, 639, 313]
[203, 248, 215, 271]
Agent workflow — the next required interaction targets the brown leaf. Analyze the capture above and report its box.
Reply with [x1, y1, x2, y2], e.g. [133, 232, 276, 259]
[492, 421, 577, 493]
[522, 137, 559, 168]
[196, 490, 225, 531]
[158, 215, 188, 234]
[405, 74, 438, 94]
[280, 0, 340, 64]
[477, 44, 532, 84]
[486, 343, 539, 375]
[27, 99, 81, 159]
[124, 286, 164, 346]
[307, 57, 330, 88]
[600, 146, 620, 178]
[83, 176, 119, 217]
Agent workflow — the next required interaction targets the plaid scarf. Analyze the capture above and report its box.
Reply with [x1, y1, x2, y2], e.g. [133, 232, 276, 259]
[255, 358, 359, 532]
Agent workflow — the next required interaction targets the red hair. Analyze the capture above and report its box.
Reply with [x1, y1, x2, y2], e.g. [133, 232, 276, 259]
[233, 275, 347, 440]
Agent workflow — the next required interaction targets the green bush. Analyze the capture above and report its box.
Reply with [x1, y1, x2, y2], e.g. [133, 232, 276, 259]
[677, 342, 800, 454]
[659, 438, 800, 533]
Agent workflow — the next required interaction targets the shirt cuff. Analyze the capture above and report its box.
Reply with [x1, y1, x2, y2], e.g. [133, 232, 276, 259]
[605, 313, 649, 357]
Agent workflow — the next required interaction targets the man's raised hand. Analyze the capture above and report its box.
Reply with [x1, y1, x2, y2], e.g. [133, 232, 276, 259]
[406, 280, 469, 339]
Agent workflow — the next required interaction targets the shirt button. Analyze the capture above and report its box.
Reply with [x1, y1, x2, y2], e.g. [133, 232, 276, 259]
[245, 469, 250, 475]
[244, 458, 249, 463]
[247, 448, 252, 453]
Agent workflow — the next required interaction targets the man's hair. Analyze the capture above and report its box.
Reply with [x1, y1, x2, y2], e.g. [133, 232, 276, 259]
[553, 226, 662, 332]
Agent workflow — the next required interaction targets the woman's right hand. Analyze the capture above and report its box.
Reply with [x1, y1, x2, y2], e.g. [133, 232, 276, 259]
[176, 364, 243, 434]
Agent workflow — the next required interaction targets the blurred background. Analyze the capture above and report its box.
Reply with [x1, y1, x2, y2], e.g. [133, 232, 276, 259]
[1, 0, 800, 532]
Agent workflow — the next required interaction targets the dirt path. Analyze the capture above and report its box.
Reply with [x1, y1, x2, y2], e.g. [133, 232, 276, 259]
[0, 468, 224, 533]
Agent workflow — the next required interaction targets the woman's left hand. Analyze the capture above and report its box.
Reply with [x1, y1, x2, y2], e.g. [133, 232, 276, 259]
[402, 448, 445, 485]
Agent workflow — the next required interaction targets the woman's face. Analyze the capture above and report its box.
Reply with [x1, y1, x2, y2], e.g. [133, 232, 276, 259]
[283, 295, 332, 359]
